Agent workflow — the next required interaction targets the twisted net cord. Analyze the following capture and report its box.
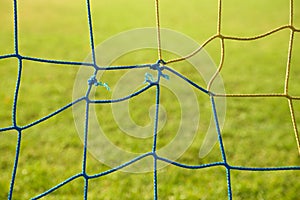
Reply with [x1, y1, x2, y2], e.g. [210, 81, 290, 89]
[0, 0, 300, 199]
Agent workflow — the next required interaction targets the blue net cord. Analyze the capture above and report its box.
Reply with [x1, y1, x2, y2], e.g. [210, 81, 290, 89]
[1, 0, 300, 199]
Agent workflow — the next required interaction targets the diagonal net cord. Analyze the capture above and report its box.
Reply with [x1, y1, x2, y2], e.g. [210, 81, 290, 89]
[0, 0, 300, 199]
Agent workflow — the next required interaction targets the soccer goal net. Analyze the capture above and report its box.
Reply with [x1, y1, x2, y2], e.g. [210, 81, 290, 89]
[1, 0, 300, 199]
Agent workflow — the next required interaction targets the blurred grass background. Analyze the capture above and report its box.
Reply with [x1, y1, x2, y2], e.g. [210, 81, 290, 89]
[1, 0, 300, 199]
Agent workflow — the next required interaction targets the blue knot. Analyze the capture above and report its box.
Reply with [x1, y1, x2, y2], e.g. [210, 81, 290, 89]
[88, 75, 97, 85]
[144, 60, 169, 84]
[88, 75, 110, 91]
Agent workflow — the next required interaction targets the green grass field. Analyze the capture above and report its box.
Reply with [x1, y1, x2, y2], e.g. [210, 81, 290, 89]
[1, 0, 300, 199]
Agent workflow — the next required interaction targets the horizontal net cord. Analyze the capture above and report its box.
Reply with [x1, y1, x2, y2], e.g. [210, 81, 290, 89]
[166, 25, 300, 65]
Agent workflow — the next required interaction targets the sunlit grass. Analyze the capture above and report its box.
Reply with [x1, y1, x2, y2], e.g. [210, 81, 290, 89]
[1, 0, 300, 199]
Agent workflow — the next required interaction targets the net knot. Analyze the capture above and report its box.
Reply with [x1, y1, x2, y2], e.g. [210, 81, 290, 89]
[88, 75, 110, 91]
[144, 60, 169, 84]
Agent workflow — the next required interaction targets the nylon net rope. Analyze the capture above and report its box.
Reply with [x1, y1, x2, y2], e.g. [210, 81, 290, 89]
[1, 0, 300, 199]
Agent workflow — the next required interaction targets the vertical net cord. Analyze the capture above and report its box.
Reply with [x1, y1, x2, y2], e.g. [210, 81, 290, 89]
[9, 0, 22, 199]
[155, 0, 162, 60]
[285, 0, 300, 155]
[206, 6, 232, 196]
[207, 0, 224, 91]
[153, 1, 163, 198]
[8, 131, 21, 200]
[210, 95, 232, 200]
[216, 0, 222, 35]
[288, 99, 300, 154]
[83, 98, 90, 200]
[86, 0, 97, 66]
[82, 76, 94, 200]
[152, 84, 160, 200]
[82, 0, 97, 198]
